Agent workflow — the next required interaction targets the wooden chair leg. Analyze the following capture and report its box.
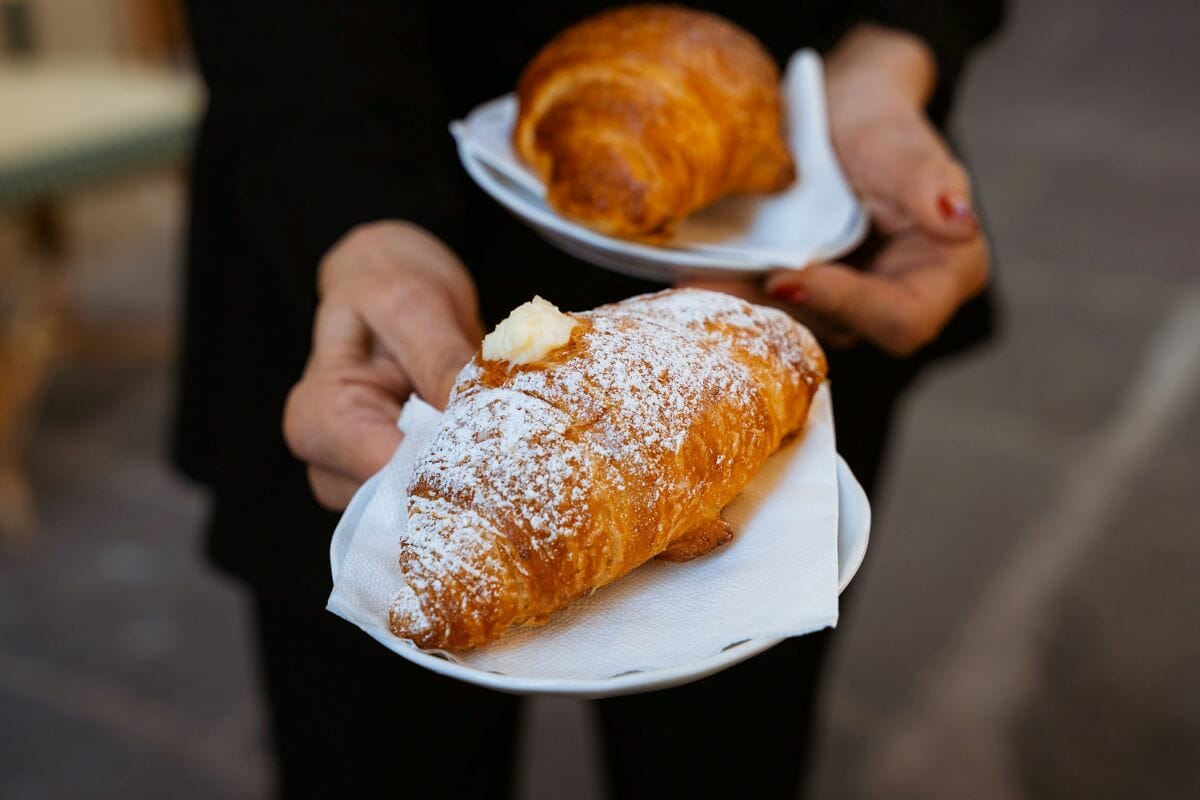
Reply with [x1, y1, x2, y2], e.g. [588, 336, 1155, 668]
[0, 292, 61, 543]
[0, 202, 69, 542]
[0, 461, 36, 543]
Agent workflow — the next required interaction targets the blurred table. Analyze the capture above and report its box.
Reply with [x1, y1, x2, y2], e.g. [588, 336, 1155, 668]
[0, 62, 200, 204]
[0, 61, 201, 540]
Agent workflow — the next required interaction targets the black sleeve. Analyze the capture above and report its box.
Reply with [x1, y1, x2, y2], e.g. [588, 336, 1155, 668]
[191, 2, 464, 312]
[857, 0, 1006, 124]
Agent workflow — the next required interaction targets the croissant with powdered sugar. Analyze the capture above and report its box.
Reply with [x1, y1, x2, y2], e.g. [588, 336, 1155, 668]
[388, 289, 826, 650]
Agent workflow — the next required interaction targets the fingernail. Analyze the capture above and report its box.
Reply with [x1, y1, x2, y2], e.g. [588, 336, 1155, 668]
[938, 194, 979, 228]
[769, 284, 808, 304]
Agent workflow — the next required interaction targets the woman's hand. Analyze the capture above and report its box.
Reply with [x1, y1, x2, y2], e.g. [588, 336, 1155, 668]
[283, 221, 483, 509]
[686, 24, 989, 355]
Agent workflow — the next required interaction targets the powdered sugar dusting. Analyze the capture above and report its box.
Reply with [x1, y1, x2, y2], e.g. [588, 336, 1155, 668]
[410, 387, 590, 549]
[611, 288, 825, 378]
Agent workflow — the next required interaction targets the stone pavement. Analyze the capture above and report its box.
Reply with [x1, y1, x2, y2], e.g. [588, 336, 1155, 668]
[1, 0, 1197, 797]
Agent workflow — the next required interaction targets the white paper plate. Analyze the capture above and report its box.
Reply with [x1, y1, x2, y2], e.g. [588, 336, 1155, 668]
[329, 455, 869, 698]
[450, 49, 867, 282]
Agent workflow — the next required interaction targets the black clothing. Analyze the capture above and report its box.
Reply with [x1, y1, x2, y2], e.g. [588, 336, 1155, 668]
[255, 590, 831, 800]
[597, 633, 833, 799]
[252, 593, 522, 799]
[179, 2, 1001, 796]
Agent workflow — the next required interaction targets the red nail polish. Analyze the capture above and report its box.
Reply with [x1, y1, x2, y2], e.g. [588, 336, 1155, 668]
[938, 194, 979, 228]
[770, 286, 807, 304]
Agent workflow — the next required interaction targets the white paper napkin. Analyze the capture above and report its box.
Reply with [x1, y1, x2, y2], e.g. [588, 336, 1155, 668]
[328, 384, 840, 682]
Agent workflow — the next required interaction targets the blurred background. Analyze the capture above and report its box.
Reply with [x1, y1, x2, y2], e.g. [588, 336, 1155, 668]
[0, 0, 1196, 798]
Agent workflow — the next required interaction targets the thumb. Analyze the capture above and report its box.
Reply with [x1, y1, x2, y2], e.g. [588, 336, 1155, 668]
[419, 338, 477, 410]
[362, 281, 480, 410]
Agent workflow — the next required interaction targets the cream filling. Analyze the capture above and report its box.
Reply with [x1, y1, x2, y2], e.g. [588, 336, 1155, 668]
[481, 296, 578, 365]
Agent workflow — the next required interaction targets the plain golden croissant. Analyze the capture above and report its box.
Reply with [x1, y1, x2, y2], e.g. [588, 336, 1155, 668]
[513, 5, 795, 238]
[389, 289, 826, 650]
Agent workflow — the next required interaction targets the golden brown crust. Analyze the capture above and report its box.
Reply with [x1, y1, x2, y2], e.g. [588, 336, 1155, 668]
[388, 289, 826, 651]
[513, 5, 795, 238]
